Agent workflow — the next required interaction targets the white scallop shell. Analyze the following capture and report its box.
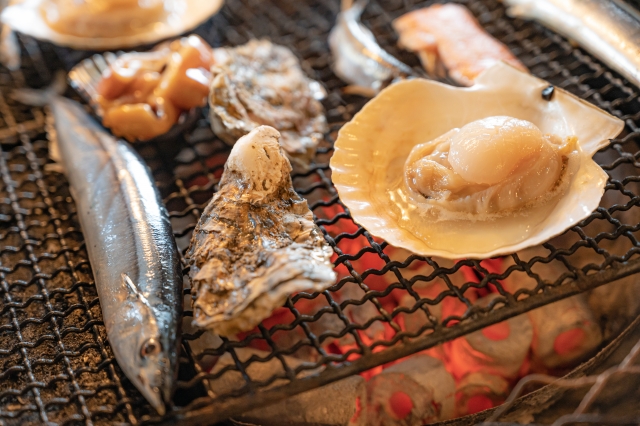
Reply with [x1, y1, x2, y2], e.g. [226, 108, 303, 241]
[330, 63, 624, 259]
[1, 0, 223, 50]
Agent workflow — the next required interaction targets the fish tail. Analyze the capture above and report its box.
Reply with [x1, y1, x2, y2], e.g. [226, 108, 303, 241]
[11, 70, 66, 106]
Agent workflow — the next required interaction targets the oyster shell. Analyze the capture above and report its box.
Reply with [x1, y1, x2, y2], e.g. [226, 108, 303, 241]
[186, 125, 336, 336]
[1, 0, 223, 50]
[330, 63, 624, 259]
[208, 39, 328, 171]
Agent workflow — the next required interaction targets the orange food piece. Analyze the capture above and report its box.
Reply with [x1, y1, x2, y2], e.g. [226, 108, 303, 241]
[175, 35, 215, 70]
[95, 34, 214, 142]
[96, 67, 138, 100]
[393, 4, 527, 86]
[156, 35, 215, 110]
[102, 100, 179, 142]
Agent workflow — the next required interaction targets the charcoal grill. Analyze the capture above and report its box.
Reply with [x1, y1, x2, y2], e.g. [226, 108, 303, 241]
[1, 0, 640, 424]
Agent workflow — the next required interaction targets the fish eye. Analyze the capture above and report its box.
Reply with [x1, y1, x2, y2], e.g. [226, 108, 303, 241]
[140, 338, 162, 358]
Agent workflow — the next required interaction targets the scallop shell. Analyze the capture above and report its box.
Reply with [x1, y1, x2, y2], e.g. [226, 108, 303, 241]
[1, 0, 223, 50]
[330, 62, 624, 259]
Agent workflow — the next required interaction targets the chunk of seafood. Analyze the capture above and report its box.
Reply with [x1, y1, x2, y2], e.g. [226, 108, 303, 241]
[0, 0, 19, 71]
[404, 116, 580, 219]
[329, 0, 414, 94]
[186, 125, 336, 336]
[40, 0, 168, 38]
[1, 0, 223, 50]
[393, 3, 526, 86]
[69, 35, 214, 142]
[208, 39, 328, 171]
[330, 63, 624, 258]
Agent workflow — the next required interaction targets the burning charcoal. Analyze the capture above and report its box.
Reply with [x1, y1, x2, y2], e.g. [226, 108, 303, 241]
[391, 277, 444, 337]
[497, 254, 603, 370]
[183, 324, 223, 372]
[367, 355, 456, 424]
[340, 284, 387, 341]
[455, 372, 509, 417]
[588, 274, 640, 340]
[396, 293, 435, 335]
[210, 348, 366, 426]
[528, 295, 602, 370]
[445, 294, 532, 379]
[585, 149, 640, 338]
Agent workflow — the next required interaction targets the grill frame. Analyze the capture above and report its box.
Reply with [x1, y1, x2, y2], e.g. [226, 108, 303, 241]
[0, 0, 639, 424]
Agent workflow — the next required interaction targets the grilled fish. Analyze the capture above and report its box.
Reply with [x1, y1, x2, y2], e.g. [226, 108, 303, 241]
[329, 0, 414, 94]
[25, 92, 183, 414]
[504, 0, 640, 89]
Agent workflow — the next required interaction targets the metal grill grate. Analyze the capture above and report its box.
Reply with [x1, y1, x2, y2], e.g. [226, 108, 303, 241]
[0, 0, 639, 424]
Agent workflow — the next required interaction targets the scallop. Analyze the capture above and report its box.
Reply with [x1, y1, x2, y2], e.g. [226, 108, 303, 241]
[330, 63, 624, 259]
[404, 116, 579, 218]
[1, 0, 223, 50]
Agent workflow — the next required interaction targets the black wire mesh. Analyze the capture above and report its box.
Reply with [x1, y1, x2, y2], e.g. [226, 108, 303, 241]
[1, 0, 640, 424]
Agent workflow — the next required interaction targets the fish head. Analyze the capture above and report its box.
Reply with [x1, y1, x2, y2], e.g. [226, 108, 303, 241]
[135, 333, 173, 415]
[111, 274, 176, 415]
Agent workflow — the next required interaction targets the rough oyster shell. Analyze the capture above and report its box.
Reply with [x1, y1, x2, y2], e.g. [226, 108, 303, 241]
[186, 125, 336, 336]
[1, 0, 223, 50]
[330, 63, 624, 259]
[208, 39, 328, 171]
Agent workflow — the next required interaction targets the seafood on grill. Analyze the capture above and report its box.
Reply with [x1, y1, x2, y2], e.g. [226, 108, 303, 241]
[330, 62, 624, 259]
[69, 35, 214, 142]
[404, 116, 581, 220]
[0, 0, 19, 71]
[393, 3, 526, 86]
[186, 125, 336, 336]
[1, 0, 223, 50]
[12, 87, 183, 414]
[329, 0, 414, 95]
[208, 39, 328, 171]
[504, 0, 640, 90]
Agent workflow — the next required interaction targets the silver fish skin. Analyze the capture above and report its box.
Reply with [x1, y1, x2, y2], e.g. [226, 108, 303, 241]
[48, 97, 182, 415]
[504, 0, 640, 89]
[329, 0, 414, 92]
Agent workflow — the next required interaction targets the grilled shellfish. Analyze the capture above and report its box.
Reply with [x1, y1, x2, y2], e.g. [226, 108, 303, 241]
[209, 39, 328, 171]
[1, 0, 223, 50]
[186, 125, 336, 336]
[330, 63, 624, 259]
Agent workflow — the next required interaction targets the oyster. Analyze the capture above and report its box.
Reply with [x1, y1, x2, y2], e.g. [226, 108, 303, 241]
[186, 125, 336, 336]
[330, 63, 624, 259]
[208, 39, 328, 171]
[1, 0, 223, 50]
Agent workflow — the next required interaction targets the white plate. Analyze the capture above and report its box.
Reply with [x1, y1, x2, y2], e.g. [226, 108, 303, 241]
[1, 0, 224, 50]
